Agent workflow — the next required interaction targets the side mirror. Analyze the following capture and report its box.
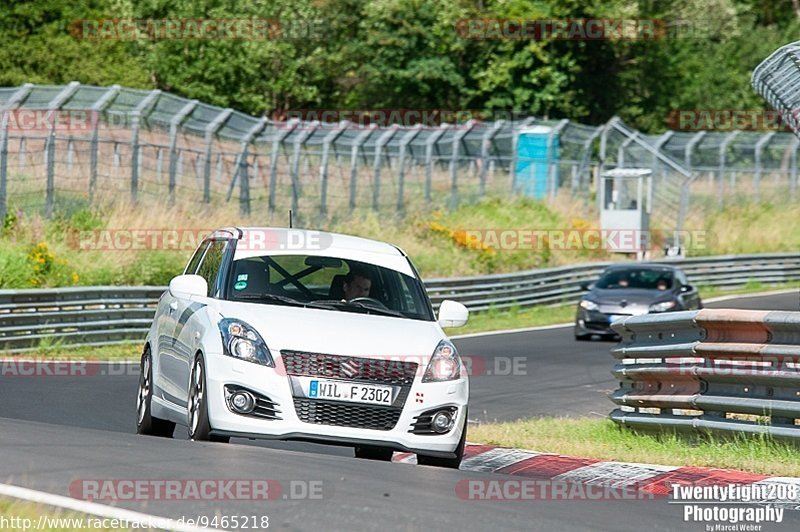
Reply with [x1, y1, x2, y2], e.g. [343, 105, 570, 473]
[580, 281, 593, 291]
[438, 300, 469, 328]
[680, 284, 694, 293]
[169, 274, 208, 299]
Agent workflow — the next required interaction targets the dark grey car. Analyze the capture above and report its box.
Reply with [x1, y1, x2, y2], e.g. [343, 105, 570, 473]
[574, 264, 702, 341]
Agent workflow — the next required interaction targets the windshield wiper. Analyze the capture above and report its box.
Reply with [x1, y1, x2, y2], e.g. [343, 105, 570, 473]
[231, 293, 307, 307]
[309, 299, 404, 317]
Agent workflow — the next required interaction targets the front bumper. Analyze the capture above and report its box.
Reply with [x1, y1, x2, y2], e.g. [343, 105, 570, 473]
[574, 308, 630, 336]
[203, 352, 469, 457]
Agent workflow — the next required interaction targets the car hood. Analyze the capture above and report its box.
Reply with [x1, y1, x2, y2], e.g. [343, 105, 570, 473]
[586, 288, 673, 313]
[215, 301, 445, 361]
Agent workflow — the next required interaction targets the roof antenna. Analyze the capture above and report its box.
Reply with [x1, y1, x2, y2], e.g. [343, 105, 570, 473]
[288, 209, 293, 228]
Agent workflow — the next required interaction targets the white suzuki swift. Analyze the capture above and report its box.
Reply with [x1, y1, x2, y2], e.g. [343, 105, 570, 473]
[137, 227, 470, 467]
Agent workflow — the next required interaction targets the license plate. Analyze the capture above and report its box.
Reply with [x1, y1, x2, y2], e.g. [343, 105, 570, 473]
[308, 379, 393, 405]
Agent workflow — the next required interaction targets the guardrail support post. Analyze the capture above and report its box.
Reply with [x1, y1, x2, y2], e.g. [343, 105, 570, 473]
[718, 131, 739, 208]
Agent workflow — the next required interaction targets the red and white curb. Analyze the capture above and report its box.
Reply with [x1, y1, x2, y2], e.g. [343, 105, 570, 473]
[393, 444, 800, 506]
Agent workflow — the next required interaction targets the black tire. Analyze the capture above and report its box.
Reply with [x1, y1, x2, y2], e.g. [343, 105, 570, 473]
[574, 332, 592, 341]
[417, 410, 467, 469]
[187, 355, 230, 443]
[354, 445, 394, 461]
[136, 347, 175, 438]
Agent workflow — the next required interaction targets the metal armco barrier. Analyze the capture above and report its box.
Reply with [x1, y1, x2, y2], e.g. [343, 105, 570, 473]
[610, 308, 800, 440]
[0, 252, 798, 353]
[0, 286, 163, 352]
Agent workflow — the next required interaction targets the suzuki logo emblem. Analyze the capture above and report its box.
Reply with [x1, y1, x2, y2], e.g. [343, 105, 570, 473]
[340, 359, 360, 379]
[620, 300, 628, 307]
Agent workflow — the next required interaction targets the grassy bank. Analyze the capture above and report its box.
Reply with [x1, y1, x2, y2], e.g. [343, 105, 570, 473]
[0, 498, 124, 531]
[3, 195, 800, 289]
[470, 417, 800, 477]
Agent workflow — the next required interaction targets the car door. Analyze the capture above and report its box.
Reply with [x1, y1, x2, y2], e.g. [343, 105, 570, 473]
[156, 240, 209, 406]
[172, 239, 229, 406]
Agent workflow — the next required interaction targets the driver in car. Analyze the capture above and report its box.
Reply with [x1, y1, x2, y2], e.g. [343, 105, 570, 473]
[342, 269, 372, 301]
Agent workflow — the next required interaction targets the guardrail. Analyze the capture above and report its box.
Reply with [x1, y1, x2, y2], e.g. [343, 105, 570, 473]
[610, 309, 800, 440]
[1, 252, 798, 353]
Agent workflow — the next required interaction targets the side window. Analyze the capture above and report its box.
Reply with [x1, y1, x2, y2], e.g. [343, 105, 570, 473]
[196, 240, 228, 297]
[185, 241, 210, 275]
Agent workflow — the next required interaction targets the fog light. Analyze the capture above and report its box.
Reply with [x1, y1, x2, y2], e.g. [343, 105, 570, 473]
[432, 410, 454, 433]
[229, 391, 255, 414]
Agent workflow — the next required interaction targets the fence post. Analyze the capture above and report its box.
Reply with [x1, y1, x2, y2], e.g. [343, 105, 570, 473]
[0, 83, 33, 222]
[577, 126, 602, 212]
[449, 120, 475, 209]
[234, 117, 268, 216]
[289, 121, 318, 214]
[684, 131, 705, 172]
[319, 121, 347, 218]
[754, 132, 775, 202]
[396, 124, 422, 214]
[87, 85, 120, 204]
[268, 120, 297, 214]
[202, 108, 232, 204]
[372, 126, 398, 211]
[547, 119, 569, 200]
[479, 120, 504, 198]
[43, 82, 80, 218]
[718, 131, 739, 208]
[650, 131, 673, 215]
[166, 99, 198, 205]
[791, 136, 799, 201]
[423, 125, 449, 203]
[349, 124, 376, 210]
[128, 89, 161, 205]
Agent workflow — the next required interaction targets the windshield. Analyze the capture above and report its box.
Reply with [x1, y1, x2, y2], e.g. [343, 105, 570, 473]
[225, 254, 434, 321]
[595, 268, 674, 290]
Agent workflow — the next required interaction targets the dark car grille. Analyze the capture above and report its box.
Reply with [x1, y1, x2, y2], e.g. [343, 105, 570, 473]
[281, 350, 418, 386]
[293, 398, 401, 431]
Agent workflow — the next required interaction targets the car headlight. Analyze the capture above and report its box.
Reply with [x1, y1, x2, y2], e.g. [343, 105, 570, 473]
[649, 300, 677, 313]
[579, 299, 599, 311]
[218, 318, 274, 367]
[422, 340, 462, 382]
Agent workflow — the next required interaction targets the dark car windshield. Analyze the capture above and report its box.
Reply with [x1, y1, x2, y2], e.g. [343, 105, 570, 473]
[595, 268, 674, 290]
[225, 254, 434, 321]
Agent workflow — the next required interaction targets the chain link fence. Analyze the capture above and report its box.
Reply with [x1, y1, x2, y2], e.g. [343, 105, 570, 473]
[0, 82, 797, 227]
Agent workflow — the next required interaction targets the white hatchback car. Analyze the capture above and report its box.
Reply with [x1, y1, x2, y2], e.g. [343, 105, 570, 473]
[137, 227, 470, 467]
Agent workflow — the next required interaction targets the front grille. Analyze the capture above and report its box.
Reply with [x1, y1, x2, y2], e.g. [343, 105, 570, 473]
[294, 398, 401, 430]
[224, 385, 282, 420]
[281, 350, 418, 386]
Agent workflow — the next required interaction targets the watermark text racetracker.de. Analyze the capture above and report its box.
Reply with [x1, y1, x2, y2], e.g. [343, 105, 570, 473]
[452, 229, 706, 252]
[456, 479, 655, 501]
[69, 478, 326, 501]
[71, 229, 333, 252]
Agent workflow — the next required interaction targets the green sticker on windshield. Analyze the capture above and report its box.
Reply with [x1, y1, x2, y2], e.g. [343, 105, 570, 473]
[234, 281, 247, 290]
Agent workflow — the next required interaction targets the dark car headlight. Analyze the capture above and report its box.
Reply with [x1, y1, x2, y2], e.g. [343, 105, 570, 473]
[218, 318, 274, 367]
[579, 299, 599, 311]
[649, 300, 677, 313]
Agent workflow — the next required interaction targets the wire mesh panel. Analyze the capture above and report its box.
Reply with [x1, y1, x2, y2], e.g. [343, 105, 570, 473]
[0, 82, 798, 225]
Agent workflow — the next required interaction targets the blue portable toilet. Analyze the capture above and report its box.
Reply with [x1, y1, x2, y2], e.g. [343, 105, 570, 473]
[514, 125, 560, 199]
